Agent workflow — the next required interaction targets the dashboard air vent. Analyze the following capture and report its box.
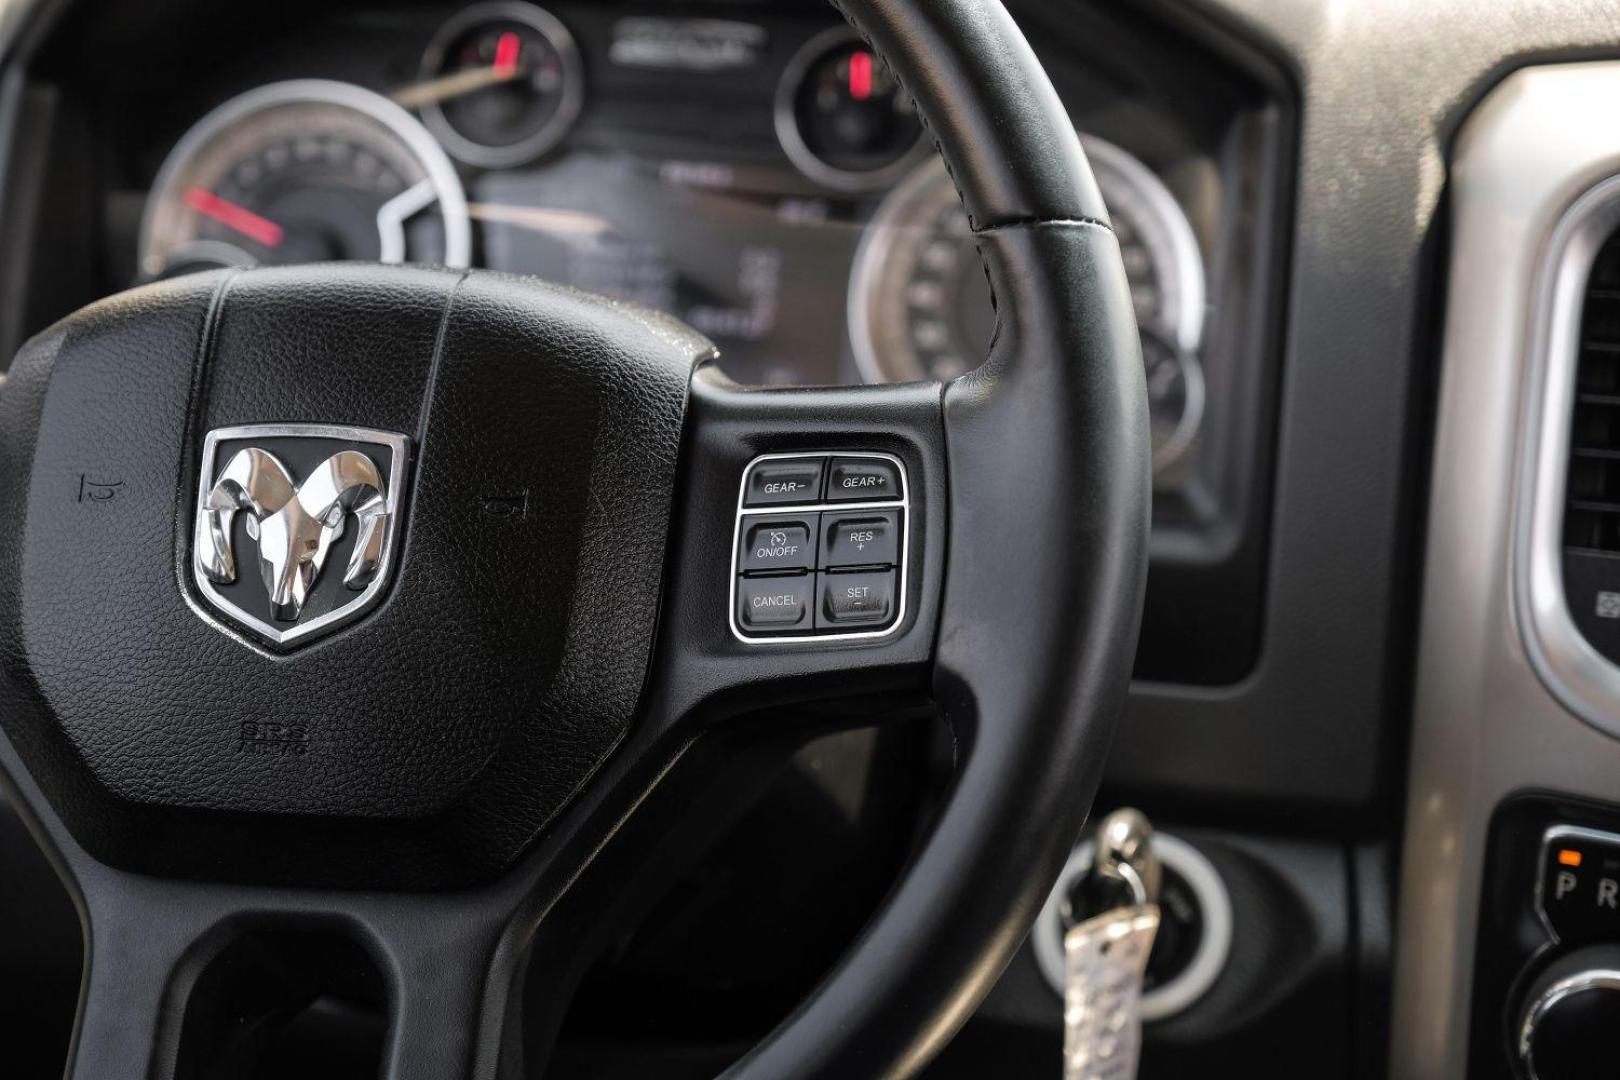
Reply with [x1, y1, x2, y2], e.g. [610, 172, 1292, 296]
[1561, 226, 1620, 661]
[1564, 231, 1620, 552]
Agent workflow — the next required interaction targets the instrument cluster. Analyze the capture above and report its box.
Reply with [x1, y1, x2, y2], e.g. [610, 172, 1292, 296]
[132, 2, 1218, 485]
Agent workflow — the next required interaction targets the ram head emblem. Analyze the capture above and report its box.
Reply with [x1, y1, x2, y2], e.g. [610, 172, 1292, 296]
[194, 447, 389, 623]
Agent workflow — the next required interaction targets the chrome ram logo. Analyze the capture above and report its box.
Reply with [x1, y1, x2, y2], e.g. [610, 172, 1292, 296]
[191, 425, 408, 647]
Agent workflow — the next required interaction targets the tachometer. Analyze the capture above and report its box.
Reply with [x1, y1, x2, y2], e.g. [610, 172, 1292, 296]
[139, 80, 471, 279]
[848, 135, 1206, 471]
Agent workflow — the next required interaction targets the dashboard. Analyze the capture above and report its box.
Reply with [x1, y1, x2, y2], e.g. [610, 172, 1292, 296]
[0, 0, 1285, 687]
[128, 5, 1214, 477]
[82, 3, 1224, 488]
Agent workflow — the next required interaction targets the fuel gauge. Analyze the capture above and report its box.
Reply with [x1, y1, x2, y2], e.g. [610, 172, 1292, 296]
[407, 2, 584, 168]
[776, 27, 928, 191]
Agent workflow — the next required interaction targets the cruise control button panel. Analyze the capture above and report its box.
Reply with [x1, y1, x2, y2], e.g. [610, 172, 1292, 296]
[731, 453, 908, 642]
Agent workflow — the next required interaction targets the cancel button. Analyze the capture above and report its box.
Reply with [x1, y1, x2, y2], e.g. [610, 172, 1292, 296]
[738, 575, 813, 632]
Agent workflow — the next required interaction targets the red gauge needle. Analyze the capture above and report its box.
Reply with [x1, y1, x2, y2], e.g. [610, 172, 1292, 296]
[848, 50, 874, 101]
[183, 186, 284, 248]
[492, 31, 522, 80]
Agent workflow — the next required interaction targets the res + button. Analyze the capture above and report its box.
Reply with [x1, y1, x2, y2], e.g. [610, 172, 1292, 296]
[822, 510, 900, 568]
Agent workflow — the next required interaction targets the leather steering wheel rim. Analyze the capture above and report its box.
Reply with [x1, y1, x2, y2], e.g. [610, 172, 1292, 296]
[725, 2, 1148, 1073]
[0, 1, 1148, 1077]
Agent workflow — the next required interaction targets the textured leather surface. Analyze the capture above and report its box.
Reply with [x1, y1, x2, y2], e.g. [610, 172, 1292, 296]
[0, 264, 710, 886]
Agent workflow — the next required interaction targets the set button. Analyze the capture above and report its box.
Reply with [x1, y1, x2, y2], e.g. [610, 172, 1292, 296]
[820, 570, 896, 627]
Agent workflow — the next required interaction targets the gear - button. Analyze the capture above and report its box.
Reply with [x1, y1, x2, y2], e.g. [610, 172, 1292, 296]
[743, 457, 825, 506]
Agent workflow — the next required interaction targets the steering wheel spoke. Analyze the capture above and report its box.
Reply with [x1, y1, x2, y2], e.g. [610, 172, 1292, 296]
[636, 370, 949, 738]
[6, 721, 782, 1080]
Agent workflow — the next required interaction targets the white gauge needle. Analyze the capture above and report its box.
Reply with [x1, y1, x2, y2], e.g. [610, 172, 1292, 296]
[392, 66, 511, 109]
[391, 31, 525, 109]
[467, 202, 611, 243]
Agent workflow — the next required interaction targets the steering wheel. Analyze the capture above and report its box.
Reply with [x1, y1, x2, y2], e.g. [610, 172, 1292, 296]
[0, 0, 1147, 1076]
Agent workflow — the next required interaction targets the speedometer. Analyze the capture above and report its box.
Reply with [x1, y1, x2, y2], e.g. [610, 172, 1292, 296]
[849, 135, 1207, 471]
[139, 80, 471, 279]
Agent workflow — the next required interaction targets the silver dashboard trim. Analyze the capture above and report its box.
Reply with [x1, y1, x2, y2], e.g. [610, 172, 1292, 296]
[728, 451, 908, 645]
[1393, 61, 1620, 1080]
[1517, 175, 1620, 737]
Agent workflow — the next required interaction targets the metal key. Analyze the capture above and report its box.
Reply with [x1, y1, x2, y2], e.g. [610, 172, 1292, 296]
[1061, 809, 1161, 1080]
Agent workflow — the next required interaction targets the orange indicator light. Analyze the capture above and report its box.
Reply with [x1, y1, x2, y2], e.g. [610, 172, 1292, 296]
[1558, 849, 1584, 867]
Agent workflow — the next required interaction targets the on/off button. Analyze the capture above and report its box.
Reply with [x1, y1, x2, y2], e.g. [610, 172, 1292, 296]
[738, 515, 818, 572]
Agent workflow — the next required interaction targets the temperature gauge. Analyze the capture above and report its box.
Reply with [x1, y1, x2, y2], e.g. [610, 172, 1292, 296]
[408, 2, 584, 168]
[775, 28, 927, 191]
